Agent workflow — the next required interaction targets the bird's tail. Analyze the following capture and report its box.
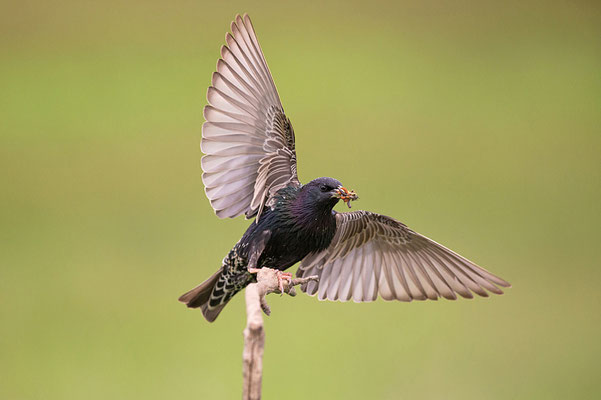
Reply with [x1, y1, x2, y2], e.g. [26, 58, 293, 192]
[178, 267, 229, 322]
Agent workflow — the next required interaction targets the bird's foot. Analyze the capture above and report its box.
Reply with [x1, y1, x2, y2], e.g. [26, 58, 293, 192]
[246, 269, 320, 317]
[248, 268, 293, 295]
[276, 271, 293, 295]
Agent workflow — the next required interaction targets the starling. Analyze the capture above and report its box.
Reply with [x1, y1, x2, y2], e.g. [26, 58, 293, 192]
[179, 14, 510, 322]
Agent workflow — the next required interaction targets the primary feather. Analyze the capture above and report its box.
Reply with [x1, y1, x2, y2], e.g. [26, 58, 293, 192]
[297, 211, 510, 302]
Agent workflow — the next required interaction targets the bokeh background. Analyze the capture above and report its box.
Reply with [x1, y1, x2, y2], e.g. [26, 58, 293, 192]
[2, 1, 600, 399]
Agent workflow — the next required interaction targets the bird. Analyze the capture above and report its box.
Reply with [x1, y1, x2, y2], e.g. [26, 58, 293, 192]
[179, 14, 510, 322]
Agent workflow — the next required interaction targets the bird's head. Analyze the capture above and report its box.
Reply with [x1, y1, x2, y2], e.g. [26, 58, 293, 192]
[302, 177, 359, 209]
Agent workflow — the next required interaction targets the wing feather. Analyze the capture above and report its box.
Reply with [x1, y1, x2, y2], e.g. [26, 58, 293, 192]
[362, 243, 376, 301]
[326, 258, 344, 301]
[378, 249, 396, 301]
[298, 211, 510, 303]
[338, 255, 355, 302]
[202, 15, 300, 220]
[404, 248, 439, 300]
[351, 246, 365, 302]
[412, 245, 457, 300]
[202, 164, 257, 187]
[422, 246, 474, 298]
[389, 249, 412, 301]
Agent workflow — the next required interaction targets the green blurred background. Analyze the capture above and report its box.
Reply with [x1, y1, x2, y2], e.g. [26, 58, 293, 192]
[2, 1, 600, 399]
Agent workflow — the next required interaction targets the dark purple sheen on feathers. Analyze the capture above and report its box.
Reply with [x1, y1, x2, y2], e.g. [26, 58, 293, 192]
[179, 179, 342, 322]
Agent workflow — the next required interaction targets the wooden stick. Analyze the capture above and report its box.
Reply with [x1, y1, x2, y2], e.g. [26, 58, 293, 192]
[242, 269, 318, 400]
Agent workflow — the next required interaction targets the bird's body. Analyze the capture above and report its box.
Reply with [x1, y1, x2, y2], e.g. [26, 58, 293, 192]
[181, 179, 340, 321]
[179, 14, 510, 322]
[246, 182, 339, 270]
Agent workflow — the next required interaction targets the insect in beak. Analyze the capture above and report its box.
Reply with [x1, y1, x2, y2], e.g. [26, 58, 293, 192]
[333, 186, 359, 208]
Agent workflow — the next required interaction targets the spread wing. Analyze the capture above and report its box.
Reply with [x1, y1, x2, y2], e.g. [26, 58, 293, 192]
[201, 14, 299, 220]
[297, 211, 511, 302]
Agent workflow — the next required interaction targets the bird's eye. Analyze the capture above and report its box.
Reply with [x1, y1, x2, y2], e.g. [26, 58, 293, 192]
[319, 185, 329, 192]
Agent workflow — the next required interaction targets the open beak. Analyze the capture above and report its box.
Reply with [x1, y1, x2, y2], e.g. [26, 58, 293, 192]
[332, 186, 359, 208]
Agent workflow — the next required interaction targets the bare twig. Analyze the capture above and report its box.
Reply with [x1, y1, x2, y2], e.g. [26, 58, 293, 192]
[242, 269, 318, 400]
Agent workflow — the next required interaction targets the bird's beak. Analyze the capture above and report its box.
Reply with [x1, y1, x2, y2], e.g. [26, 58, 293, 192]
[332, 186, 359, 208]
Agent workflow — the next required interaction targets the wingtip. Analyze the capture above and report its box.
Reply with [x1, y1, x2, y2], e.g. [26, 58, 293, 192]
[230, 18, 240, 36]
[442, 292, 458, 301]
[224, 33, 235, 50]
[499, 279, 512, 288]
[459, 291, 475, 300]
[242, 14, 254, 30]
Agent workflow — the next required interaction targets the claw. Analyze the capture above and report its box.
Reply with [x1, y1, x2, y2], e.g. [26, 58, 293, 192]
[277, 271, 293, 295]
[248, 267, 293, 294]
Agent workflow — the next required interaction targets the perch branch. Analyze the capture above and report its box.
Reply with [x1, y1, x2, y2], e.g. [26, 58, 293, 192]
[242, 269, 319, 400]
